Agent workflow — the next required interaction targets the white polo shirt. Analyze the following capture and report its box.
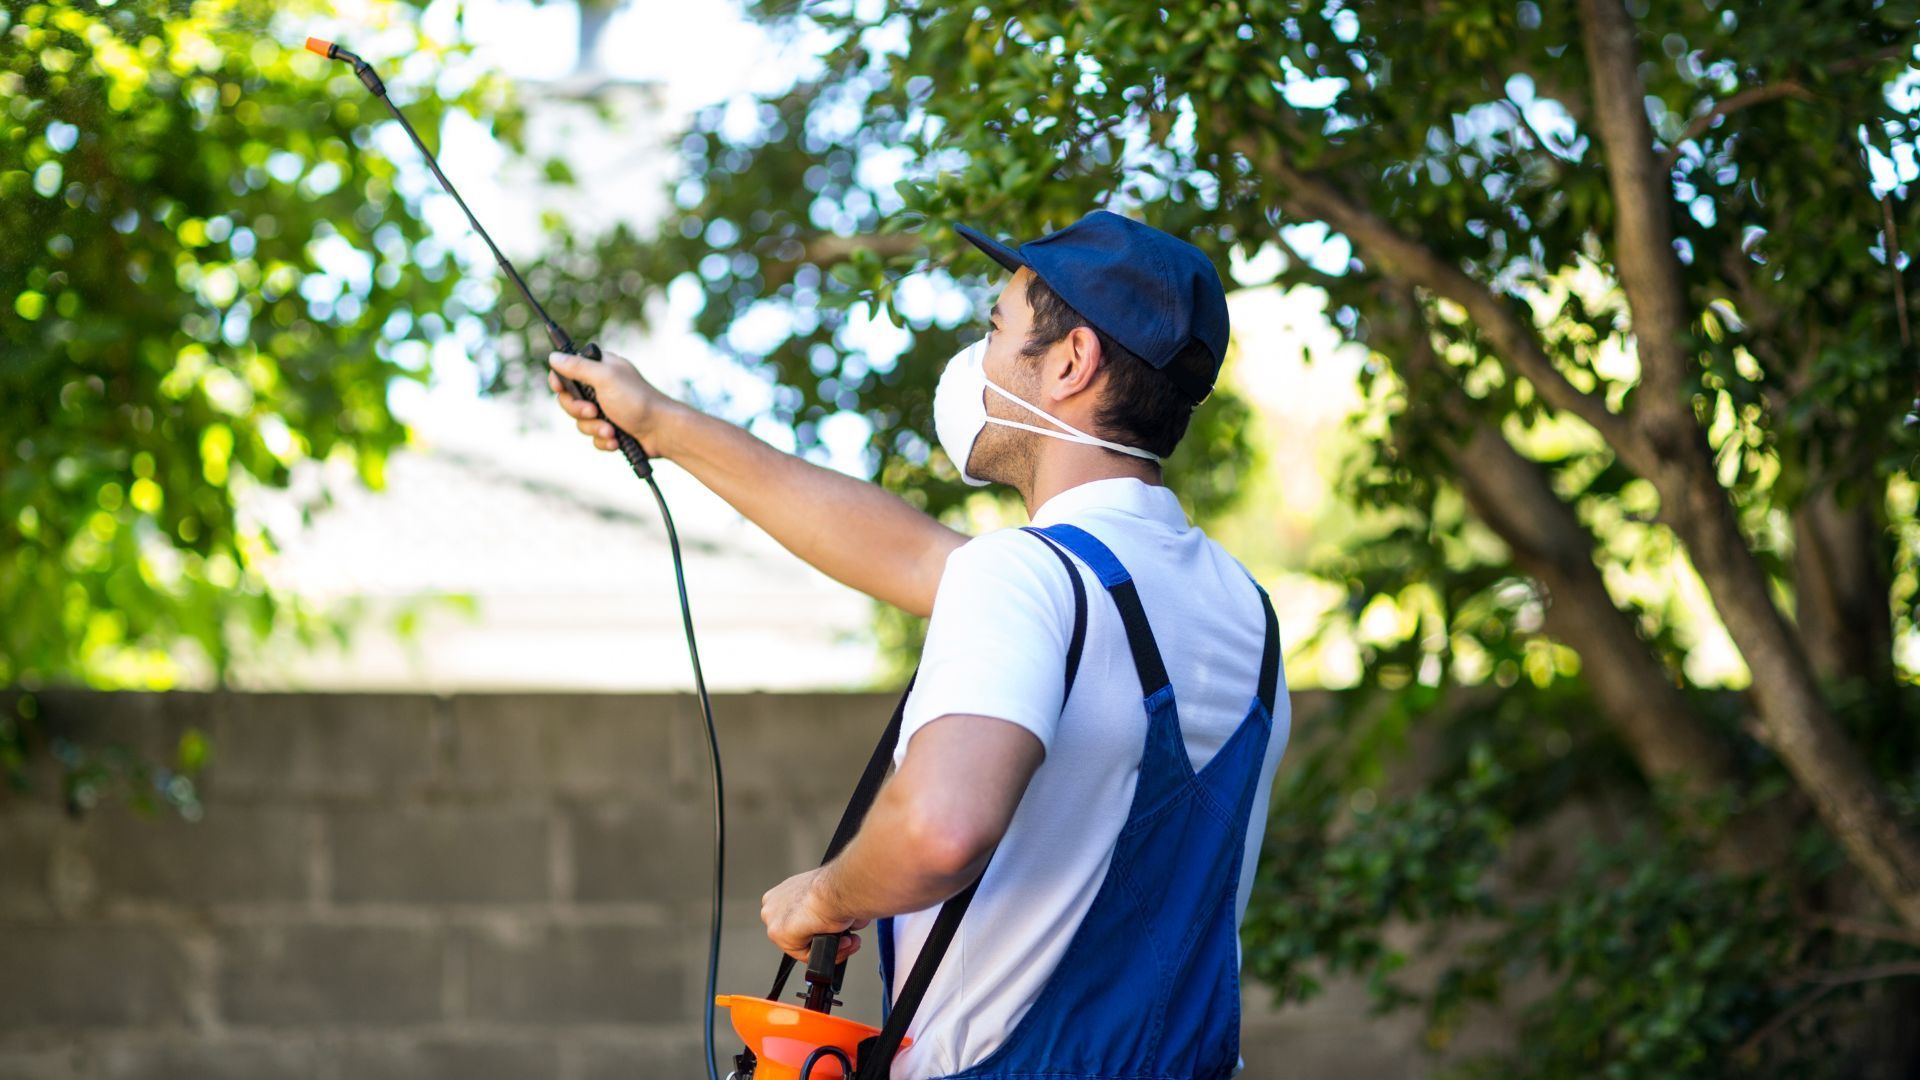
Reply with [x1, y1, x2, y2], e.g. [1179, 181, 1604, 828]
[886, 477, 1290, 1078]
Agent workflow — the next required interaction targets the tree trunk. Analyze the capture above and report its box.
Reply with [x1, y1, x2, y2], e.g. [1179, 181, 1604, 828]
[1794, 487, 1894, 687]
[1579, 0, 1920, 927]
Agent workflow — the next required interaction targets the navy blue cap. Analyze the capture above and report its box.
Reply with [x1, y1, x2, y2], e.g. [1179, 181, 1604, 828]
[953, 210, 1228, 403]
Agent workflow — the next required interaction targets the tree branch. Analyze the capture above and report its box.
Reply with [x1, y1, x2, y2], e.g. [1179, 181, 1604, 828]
[1735, 958, 1920, 1062]
[1662, 82, 1814, 169]
[1832, 42, 1919, 76]
[1578, 0, 1694, 403]
[800, 233, 920, 264]
[1661, 43, 1915, 169]
[1239, 129, 1643, 466]
[1792, 961, 1920, 986]
[1496, 92, 1576, 165]
[757, 232, 922, 291]
[1810, 914, 1920, 949]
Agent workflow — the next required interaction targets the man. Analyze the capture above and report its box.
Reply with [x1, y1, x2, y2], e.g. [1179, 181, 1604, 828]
[547, 210, 1289, 1079]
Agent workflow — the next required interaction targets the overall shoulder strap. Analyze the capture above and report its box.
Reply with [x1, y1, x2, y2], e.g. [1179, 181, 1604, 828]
[1252, 578, 1280, 718]
[751, 532, 1089, 1078]
[1028, 523, 1171, 703]
[1021, 525, 1089, 698]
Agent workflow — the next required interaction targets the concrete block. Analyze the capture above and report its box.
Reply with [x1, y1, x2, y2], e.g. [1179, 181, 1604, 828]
[95, 1038, 316, 1080]
[324, 1037, 557, 1080]
[728, 793, 818, 902]
[568, 787, 793, 906]
[17, 692, 205, 770]
[216, 924, 443, 1026]
[0, 810, 58, 916]
[440, 695, 684, 796]
[205, 695, 434, 798]
[0, 1040, 89, 1080]
[463, 922, 687, 1025]
[572, 1033, 708, 1080]
[436, 695, 547, 792]
[543, 697, 682, 796]
[567, 799, 703, 906]
[328, 808, 548, 905]
[92, 807, 312, 906]
[0, 927, 192, 1029]
[691, 694, 898, 804]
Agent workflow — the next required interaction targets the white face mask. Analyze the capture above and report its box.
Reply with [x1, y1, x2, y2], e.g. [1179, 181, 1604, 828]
[932, 336, 1163, 487]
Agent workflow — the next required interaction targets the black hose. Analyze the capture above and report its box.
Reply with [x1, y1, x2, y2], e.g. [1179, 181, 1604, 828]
[317, 46, 722, 1077]
[648, 474, 725, 1080]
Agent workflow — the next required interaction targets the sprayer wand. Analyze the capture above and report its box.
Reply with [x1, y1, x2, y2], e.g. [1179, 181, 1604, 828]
[304, 37, 652, 479]
[305, 38, 726, 1080]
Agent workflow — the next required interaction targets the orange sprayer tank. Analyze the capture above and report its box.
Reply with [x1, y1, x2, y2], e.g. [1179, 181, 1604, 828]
[715, 994, 909, 1080]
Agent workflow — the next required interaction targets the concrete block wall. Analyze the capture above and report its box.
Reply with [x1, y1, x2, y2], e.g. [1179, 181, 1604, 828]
[0, 690, 1445, 1079]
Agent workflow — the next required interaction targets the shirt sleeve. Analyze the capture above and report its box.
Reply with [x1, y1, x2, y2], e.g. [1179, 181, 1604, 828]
[897, 529, 1080, 763]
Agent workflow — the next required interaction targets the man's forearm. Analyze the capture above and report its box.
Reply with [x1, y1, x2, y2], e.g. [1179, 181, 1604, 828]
[810, 790, 987, 925]
[660, 406, 966, 617]
[759, 715, 1039, 960]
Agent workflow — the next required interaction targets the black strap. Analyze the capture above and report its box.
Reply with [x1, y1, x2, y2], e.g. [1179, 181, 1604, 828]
[746, 533, 1089, 1077]
[1106, 576, 1171, 701]
[1026, 527, 1090, 699]
[852, 858, 985, 1079]
[760, 672, 916, 1009]
[1255, 585, 1279, 717]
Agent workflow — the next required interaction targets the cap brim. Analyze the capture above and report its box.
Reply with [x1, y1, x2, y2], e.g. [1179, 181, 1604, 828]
[953, 223, 1026, 274]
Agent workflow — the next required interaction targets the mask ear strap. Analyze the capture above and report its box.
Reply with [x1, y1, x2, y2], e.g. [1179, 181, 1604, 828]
[982, 380, 1162, 462]
[983, 416, 1162, 462]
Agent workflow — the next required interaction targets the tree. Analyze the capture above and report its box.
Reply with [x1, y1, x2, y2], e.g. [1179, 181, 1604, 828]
[0, 0, 522, 686]
[0, 0, 518, 807]
[536, 0, 1920, 1070]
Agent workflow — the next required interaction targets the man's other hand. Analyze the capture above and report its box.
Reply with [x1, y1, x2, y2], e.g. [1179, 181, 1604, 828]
[761, 867, 868, 963]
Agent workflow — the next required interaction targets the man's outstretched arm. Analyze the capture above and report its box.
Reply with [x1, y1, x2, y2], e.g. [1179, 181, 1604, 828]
[549, 348, 966, 617]
[758, 714, 1044, 962]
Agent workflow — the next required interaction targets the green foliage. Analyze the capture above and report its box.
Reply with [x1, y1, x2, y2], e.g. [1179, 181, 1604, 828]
[1446, 836, 1803, 1079]
[1244, 739, 1515, 1008]
[0, 0, 514, 688]
[1250, 681, 1912, 1076]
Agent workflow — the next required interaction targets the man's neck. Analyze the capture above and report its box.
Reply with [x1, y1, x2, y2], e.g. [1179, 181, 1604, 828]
[1021, 445, 1162, 519]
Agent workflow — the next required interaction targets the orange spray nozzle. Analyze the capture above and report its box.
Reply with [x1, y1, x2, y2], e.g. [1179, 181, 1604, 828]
[304, 36, 384, 96]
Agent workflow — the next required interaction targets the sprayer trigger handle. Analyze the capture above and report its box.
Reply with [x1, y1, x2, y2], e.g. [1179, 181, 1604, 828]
[808, 934, 839, 978]
[556, 340, 602, 400]
[575, 341, 654, 480]
[801, 934, 846, 1014]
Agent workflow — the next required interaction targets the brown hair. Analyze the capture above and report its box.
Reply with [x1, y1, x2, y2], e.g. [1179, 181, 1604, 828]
[1018, 274, 1206, 459]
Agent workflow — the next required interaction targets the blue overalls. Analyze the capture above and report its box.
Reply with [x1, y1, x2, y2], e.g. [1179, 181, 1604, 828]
[880, 522, 1282, 1080]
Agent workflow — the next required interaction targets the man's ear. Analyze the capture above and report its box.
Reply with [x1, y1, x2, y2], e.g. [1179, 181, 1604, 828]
[1054, 325, 1104, 400]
